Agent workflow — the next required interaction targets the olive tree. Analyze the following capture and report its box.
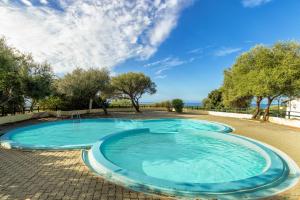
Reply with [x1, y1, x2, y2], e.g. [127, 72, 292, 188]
[22, 62, 54, 110]
[94, 84, 114, 115]
[260, 42, 300, 120]
[56, 68, 111, 114]
[222, 41, 300, 120]
[0, 38, 54, 113]
[202, 88, 224, 109]
[222, 71, 252, 109]
[222, 46, 271, 119]
[111, 72, 156, 112]
[0, 38, 24, 108]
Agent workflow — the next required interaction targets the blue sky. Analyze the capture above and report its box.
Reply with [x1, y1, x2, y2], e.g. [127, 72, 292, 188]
[0, 0, 300, 102]
[117, 0, 300, 102]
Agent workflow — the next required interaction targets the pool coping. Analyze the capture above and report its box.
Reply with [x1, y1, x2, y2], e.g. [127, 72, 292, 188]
[0, 118, 233, 150]
[83, 128, 297, 198]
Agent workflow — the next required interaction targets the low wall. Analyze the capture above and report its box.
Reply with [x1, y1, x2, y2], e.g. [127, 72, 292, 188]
[47, 109, 97, 117]
[2, 108, 300, 129]
[207, 111, 253, 119]
[0, 112, 50, 125]
[0, 107, 167, 125]
[47, 107, 167, 117]
[0, 114, 34, 125]
[206, 111, 300, 128]
[269, 117, 300, 128]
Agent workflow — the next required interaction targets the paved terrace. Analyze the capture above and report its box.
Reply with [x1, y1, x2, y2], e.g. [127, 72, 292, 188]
[1, 111, 300, 200]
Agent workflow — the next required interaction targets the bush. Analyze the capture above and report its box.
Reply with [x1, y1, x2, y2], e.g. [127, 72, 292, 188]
[110, 99, 132, 107]
[154, 100, 172, 112]
[39, 96, 63, 110]
[172, 99, 184, 113]
[164, 100, 172, 112]
[153, 102, 163, 107]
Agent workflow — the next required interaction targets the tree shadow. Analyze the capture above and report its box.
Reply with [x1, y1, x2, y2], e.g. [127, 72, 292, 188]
[0, 148, 165, 200]
[0, 148, 298, 200]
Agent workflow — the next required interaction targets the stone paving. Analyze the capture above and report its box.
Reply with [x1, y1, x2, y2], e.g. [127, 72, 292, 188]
[1, 111, 300, 200]
[0, 149, 167, 200]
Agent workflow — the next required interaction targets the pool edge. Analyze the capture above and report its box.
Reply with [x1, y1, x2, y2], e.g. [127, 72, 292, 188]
[0, 118, 233, 150]
[82, 128, 300, 199]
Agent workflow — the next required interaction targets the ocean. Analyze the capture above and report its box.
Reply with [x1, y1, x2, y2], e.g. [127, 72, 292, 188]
[142, 102, 279, 109]
[184, 102, 278, 109]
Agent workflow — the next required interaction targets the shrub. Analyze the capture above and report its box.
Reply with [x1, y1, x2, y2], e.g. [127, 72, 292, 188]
[154, 100, 172, 112]
[39, 96, 63, 110]
[164, 100, 172, 112]
[172, 99, 184, 113]
[153, 102, 163, 107]
[110, 99, 132, 107]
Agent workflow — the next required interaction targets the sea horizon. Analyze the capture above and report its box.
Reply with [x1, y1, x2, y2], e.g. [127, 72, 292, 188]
[141, 102, 280, 109]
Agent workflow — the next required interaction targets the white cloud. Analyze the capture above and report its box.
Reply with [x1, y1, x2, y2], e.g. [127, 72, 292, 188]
[242, 0, 272, 8]
[144, 57, 173, 68]
[187, 45, 215, 55]
[155, 75, 167, 79]
[145, 56, 194, 78]
[214, 47, 242, 57]
[0, 0, 191, 73]
[187, 48, 203, 54]
[145, 57, 187, 74]
[39, 0, 48, 5]
[20, 0, 32, 6]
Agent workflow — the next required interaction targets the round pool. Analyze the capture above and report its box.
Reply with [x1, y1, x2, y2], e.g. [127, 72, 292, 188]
[0, 118, 232, 149]
[100, 129, 269, 184]
[83, 128, 300, 199]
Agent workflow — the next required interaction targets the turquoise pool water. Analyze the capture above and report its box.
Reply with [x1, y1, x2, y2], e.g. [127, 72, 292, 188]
[84, 128, 299, 198]
[1, 118, 232, 149]
[101, 129, 267, 183]
[2, 117, 299, 198]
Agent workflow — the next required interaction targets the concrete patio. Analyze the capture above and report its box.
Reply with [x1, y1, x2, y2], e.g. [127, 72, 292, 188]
[1, 111, 300, 200]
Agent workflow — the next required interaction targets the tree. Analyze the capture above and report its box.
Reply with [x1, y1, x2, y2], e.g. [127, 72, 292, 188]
[111, 72, 156, 112]
[222, 69, 252, 109]
[22, 62, 54, 111]
[94, 84, 115, 115]
[260, 42, 300, 120]
[202, 88, 224, 109]
[0, 38, 55, 114]
[172, 99, 184, 113]
[222, 45, 274, 119]
[222, 41, 300, 120]
[0, 38, 24, 110]
[56, 68, 111, 114]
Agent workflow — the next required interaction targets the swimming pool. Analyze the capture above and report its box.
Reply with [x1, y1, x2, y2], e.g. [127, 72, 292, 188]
[0, 118, 232, 149]
[1, 118, 299, 199]
[83, 128, 300, 199]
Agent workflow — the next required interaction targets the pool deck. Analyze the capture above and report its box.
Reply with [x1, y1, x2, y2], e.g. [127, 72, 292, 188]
[1, 111, 300, 200]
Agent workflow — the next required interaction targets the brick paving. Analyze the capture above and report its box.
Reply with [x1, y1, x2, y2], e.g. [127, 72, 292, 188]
[0, 149, 168, 200]
[1, 111, 300, 199]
